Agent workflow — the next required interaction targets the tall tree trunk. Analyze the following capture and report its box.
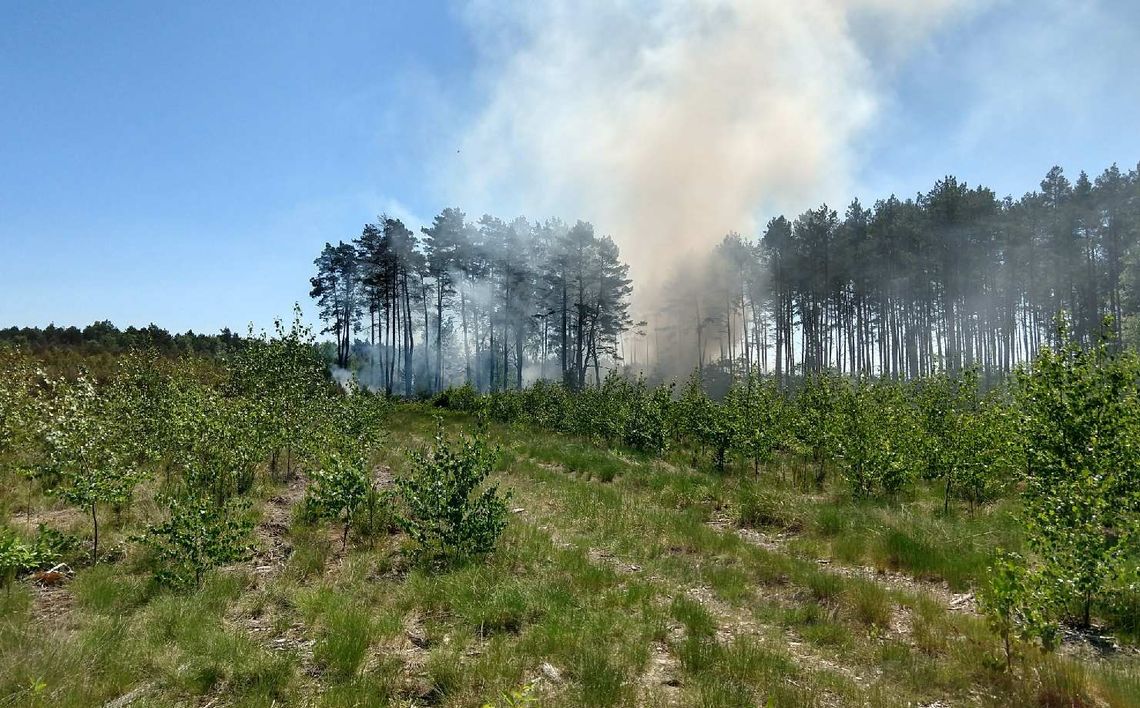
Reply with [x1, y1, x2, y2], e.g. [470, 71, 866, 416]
[435, 283, 444, 391]
[461, 290, 471, 384]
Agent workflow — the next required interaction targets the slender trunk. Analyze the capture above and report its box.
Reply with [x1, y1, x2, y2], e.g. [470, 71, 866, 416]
[561, 282, 568, 381]
[422, 282, 431, 391]
[435, 282, 444, 391]
[515, 328, 524, 389]
[461, 290, 471, 384]
[489, 326, 497, 392]
[541, 317, 548, 380]
[91, 503, 99, 564]
[402, 272, 414, 396]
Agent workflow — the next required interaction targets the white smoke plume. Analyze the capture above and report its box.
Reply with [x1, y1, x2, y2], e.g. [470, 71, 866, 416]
[451, 0, 983, 291]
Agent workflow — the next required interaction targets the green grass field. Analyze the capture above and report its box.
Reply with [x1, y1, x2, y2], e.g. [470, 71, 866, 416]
[2, 406, 1138, 707]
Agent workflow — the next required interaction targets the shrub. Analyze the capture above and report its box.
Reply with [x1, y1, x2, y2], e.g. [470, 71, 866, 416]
[675, 372, 737, 472]
[225, 308, 333, 480]
[792, 371, 844, 488]
[303, 390, 390, 548]
[43, 373, 144, 563]
[395, 422, 509, 565]
[915, 369, 1022, 512]
[141, 492, 253, 587]
[733, 375, 789, 475]
[0, 532, 38, 593]
[980, 551, 1059, 671]
[433, 383, 483, 413]
[622, 379, 672, 453]
[304, 448, 373, 550]
[836, 378, 920, 498]
[520, 380, 570, 431]
[1014, 317, 1140, 629]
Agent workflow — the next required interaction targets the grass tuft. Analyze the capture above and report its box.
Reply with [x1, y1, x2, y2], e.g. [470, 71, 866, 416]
[311, 602, 374, 679]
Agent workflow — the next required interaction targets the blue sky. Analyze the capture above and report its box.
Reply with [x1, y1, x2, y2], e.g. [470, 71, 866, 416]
[2, 1, 1138, 333]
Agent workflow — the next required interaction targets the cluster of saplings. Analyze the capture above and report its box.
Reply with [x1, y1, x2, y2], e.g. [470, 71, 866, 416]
[0, 311, 509, 591]
[434, 317, 1140, 663]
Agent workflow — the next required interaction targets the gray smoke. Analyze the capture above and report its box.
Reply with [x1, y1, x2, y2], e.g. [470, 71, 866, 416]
[451, 0, 984, 292]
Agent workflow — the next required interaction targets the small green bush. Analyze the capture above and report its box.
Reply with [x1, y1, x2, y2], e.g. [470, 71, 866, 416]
[433, 383, 483, 413]
[0, 524, 67, 592]
[140, 492, 253, 587]
[303, 448, 373, 549]
[396, 422, 509, 565]
[0, 532, 38, 593]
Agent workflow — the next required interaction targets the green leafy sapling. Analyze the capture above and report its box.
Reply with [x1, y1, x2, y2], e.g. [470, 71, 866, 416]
[981, 551, 1059, 671]
[306, 449, 372, 550]
[227, 307, 333, 480]
[794, 372, 844, 489]
[735, 375, 788, 476]
[621, 378, 673, 454]
[304, 388, 389, 548]
[141, 492, 253, 587]
[835, 378, 919, 498]
[395, 421, 509, 565]
[43, 374, 143, 564]
[675, 372, 737, 472]
[1014, 316, 1140, 628]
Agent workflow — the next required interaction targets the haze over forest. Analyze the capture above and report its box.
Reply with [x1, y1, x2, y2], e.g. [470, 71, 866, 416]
[308, 159, 1140, 396]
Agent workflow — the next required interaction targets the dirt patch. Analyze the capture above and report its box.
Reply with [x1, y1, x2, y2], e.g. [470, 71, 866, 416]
[889, 604, 915, 638]
[228, 473, 321, 680]
[706, 515, 799, 553]
[714, 520, 1140, 660]
[374, 611, 444, 701]
[815, 557, 980, 616]
[102, 682, 152, 708]
[249, 474, 309, 583]
[683, 585, 766, 643]
[549, 520, 879, 705]
[30, 580, 75, 629]
[1057, 625, 1140, 661]
[784, 633, 879, 690]
[681, 585, 867, 705]
[637, 641, 683, 706]
[373, 464, 395, 489]
[588, 547, 642, 574]
[12, 505, 87, 533]
[231, 587, 318, 678]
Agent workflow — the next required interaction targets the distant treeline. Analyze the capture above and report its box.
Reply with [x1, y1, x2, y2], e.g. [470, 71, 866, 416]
[659, 163, 1140, 384]
[312, 161, 1140, 394]
[311, 211, 632, 396]
[0, 321, 246, 356]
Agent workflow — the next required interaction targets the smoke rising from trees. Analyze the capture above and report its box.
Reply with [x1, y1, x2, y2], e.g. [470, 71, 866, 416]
[451, 0, 981, 289]
[311, 158, 1140, 395]
[304, 3, 1140, 394]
